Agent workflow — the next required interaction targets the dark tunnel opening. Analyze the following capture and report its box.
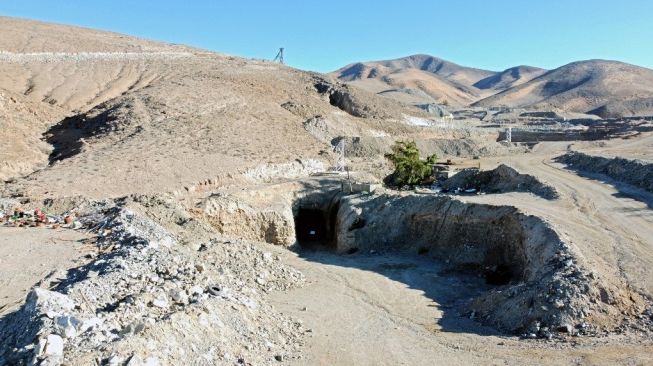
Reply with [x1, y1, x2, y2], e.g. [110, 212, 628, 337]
[294, 208, 331, 249]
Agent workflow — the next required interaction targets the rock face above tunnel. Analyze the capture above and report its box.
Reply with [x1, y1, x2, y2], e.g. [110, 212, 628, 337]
[200, 195, 296, 246]
[334, 192, 645, 335]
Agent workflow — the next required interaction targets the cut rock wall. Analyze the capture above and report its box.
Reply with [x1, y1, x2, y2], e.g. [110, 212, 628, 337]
[556, 152, 653, 193]
[334, 192, 646, 335]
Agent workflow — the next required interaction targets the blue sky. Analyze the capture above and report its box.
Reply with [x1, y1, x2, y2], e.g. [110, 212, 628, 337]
[2, 1, 652, 72]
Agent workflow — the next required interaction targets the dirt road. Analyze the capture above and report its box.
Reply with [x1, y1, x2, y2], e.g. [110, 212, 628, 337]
[267, 138, 653, 365]
[469, 141, 653, 297]
[269, 249, 653, 365]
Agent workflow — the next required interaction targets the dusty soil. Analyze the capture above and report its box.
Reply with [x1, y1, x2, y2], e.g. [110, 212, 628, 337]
[469, 140, 653, 296]
[1, 15, 653, 366]
[0, 227, 91, 314]
[270, 249, 653, 366]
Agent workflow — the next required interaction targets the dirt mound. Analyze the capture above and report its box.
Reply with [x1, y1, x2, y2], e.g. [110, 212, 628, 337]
[0, 200, 306, 365]
[556, 152, 653, 192]
[441, 164, 559, 199]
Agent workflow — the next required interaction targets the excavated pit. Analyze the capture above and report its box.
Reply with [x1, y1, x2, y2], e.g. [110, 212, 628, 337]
[197, 182, 645, 336]
[289, 191, 531, 287]
[289, 190, 644, 335]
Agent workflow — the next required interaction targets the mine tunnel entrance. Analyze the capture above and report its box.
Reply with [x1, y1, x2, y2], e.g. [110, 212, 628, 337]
[483, 264, 514, 286]
[294, 208, 335, 249]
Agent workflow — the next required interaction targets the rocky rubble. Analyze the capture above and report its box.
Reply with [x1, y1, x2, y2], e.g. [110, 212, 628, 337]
[200, 195, 295, 246]
[244, 160, 326, 184]
[0, 203, 306, 365]
[441, 164, 559, 199]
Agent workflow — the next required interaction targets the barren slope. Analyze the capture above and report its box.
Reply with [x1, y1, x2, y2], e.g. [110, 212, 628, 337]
[0, 17, 198, 180]
[331, 54, 497, 106]
[0, 17, 440, 197]
[474, 60, 653, 117]
[473, 65, 546, 91]
[0, 90, 62, 181]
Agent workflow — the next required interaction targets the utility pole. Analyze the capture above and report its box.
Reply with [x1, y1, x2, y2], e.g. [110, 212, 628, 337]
[273, 47, 284, 64]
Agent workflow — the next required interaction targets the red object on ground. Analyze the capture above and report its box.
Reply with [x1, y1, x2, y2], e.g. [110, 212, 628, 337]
[64, 216, 73, 225]
[34, 209, 47, 223]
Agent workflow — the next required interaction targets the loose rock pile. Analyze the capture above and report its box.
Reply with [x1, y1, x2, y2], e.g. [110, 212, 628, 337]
[441, 164, 559, 199]
[0, 204, 306, 365]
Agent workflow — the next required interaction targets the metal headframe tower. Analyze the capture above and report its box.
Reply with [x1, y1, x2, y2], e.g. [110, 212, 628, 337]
[273, 47, 284, 64]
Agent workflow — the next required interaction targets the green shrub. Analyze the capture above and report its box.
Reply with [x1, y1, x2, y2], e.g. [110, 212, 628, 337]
[384, 141, 437, 186]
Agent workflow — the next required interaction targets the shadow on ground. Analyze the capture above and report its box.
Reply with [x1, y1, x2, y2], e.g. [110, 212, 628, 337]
[293, 247, 506, 337]
[560, 166, 653, 211]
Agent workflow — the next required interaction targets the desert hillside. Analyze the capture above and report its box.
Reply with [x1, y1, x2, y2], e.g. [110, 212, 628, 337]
[473, 65, 546, 91]
[331, 54, 497, 106]
[334, 54, 495, 86]
[0, 17, 446, 195]
[1, 15, 652, 366]
[474, 60, 653, 117]
[333, 54, 653, 118]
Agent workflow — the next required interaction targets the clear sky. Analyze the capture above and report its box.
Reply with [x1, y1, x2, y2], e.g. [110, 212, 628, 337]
[2, 0, 652, 72]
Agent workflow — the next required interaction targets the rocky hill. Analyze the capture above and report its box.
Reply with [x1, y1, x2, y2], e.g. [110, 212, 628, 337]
[474, 60, 653, 117]
[0, 17, 440, 195]
[333, 55, 653, 118]
[473, 65, 546, 91]
[331, 54, 496, 106]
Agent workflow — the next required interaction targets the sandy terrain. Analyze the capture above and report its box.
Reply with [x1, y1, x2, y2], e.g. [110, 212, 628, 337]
[466, 140, 653, 296]
[270, 249, 652, 366]
[1, 15, 652, 366]
[0, 227, 91, 314]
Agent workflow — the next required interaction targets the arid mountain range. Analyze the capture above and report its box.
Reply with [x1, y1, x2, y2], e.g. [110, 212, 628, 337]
[2, 16, 652, 190]
[1, 15, 653, 366]
[331, 54, 653, 117]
